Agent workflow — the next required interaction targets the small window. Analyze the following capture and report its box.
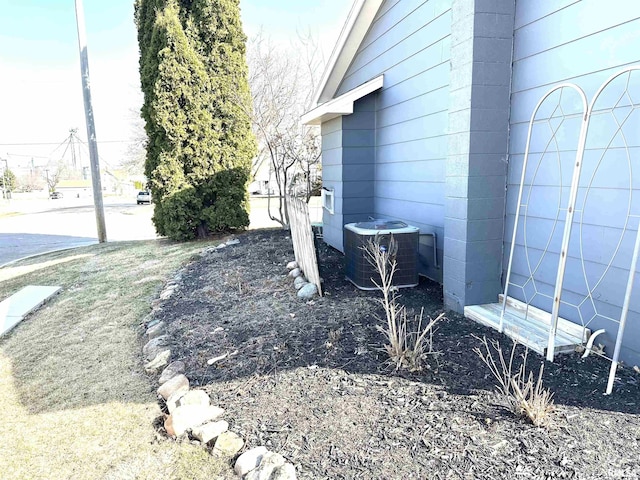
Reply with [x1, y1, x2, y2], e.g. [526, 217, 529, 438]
[321, 187, 334, 214]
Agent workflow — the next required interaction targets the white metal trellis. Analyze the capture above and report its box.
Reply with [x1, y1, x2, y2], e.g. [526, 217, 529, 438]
[501, 84, 588, 333]
[572, 66, 640, 394]
[502, 66, 640, 395]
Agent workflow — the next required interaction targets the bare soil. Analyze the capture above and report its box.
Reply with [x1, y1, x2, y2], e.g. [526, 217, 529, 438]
[152, 229, 640, 479]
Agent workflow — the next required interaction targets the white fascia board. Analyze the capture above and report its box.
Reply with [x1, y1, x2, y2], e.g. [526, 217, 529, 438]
[311, 0, 384, 106]
[301, 74, 384, 125]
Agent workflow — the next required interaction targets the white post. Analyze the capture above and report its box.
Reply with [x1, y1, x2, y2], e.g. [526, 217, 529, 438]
[546, 110, 589, 362]
[501, 85, 588, 340]
[605, 226, 640, 394]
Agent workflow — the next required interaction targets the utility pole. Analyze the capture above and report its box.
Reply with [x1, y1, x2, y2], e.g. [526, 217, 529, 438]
[69, 129, 78, 170]
[44, 168, 50, 196]
[1, 158, 7, 201]
[74, 0, 107, 243]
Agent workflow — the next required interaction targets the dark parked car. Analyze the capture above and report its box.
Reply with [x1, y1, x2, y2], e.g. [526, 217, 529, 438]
[50, 191, 63, 199]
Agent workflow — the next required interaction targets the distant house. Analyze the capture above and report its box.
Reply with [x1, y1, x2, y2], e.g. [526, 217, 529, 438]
[56, 171, 118, 197]
[249, 157, 321, 197]
[303, 0, 640, 368]
[249, 160, 276, 195]
[56, 179, 94, 198]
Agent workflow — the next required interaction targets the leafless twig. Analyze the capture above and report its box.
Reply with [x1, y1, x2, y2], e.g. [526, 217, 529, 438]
[364, 235, 442, 371]
[473, 335, 555, 426]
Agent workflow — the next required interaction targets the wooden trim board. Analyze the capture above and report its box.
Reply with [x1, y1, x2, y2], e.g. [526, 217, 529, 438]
[465, 301, 584, 357]
[498, 295, 589, 342]
[288, 197, 323, 296]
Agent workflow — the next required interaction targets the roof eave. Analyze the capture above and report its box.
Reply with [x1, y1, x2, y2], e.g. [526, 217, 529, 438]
[302, 74, 384, 125]
[311, 0, 384, 106]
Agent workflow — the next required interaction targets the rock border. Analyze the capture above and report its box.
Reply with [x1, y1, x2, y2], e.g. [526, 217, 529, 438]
[285, 260, 318, 300]
[141, 238, 297, 479]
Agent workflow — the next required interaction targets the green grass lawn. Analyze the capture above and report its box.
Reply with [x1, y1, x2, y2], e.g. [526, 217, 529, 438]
[0, 240, 231, 479]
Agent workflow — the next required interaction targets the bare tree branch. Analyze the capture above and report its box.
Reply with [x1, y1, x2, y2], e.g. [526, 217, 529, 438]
[245, 32, 324, 226]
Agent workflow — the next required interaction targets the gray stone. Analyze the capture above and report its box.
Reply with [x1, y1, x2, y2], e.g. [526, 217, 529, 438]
[271, 463, 297, 480]
[293, 277, 307, 290]
[226, 238, 240, 246]
[166, 390, 187, 413]
[213, 431, 244, 457]
[143, 335, 169, 361]
[245, 452, 286, 480]
[144, 344, 170, 364]
[288, 268, 301, 278]
[159, 361, 186, 385]
[297, 283, 317, 300]
[170, 404, 225, 437]
[175, 389, 209, 408]
[146, 318, 161, 329]
[160, 286, 175, 300]
[286, 261, 298, 270]
[234, 446, 268, 477]
[144, 349, 171, 373]
[157, 374, 189, 400]
[191, 420, 229, 444]
[146, 321, 166, 340]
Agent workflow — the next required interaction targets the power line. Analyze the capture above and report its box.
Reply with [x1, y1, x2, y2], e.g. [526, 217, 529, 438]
[7, 129, 141, 169]
[74, 135, 115, 169]
[0, 140, 137, 146]
[5, 153, 49, 159]
[47, 135, 73, 159]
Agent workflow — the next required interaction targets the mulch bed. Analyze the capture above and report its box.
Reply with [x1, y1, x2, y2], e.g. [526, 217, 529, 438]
[154, 229, 640, 479]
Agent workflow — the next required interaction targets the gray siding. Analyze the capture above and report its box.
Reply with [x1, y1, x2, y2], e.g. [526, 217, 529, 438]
[505, 1, 640, 364]
[443, 0, 515, 311]
[321, 117, 344, 251]
[342, 95, 376, 231]
[335, 0, 453, 281]
[321, 99, 376, 252]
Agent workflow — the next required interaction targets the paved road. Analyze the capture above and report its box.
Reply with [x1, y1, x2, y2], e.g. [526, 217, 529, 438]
[0, 196, 323, 266]
[0, 200, 157, 266]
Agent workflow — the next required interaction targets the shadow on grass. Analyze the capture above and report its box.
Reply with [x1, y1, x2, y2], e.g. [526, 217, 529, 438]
[0, 239, 209, 415]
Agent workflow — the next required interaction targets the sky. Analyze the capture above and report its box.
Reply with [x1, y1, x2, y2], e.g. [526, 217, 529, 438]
[0, 0, 352, 173]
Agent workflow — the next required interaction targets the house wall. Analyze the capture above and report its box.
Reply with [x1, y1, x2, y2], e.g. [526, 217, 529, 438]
[331, 0, 453, 281]
[321, 100, 376, 252]
[443, 0, 515, 310]
[321, 117, 345, 251]
[318, 0, 640, 365]
[505, 1, 640, 364]
[342, 95, 376, 232]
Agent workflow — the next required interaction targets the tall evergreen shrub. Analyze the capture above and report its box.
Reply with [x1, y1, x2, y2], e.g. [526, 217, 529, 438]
[135, 0, 256, 240]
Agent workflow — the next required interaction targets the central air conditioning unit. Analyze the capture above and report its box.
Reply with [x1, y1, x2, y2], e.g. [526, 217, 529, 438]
[344, 219, 419, 290]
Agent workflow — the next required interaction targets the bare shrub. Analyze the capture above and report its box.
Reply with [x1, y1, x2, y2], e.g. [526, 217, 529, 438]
[326, 326, 343, 349]
[364, 235, 442, 371]
[473, 335, 555, 426]
[223, 269, 249, 294]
